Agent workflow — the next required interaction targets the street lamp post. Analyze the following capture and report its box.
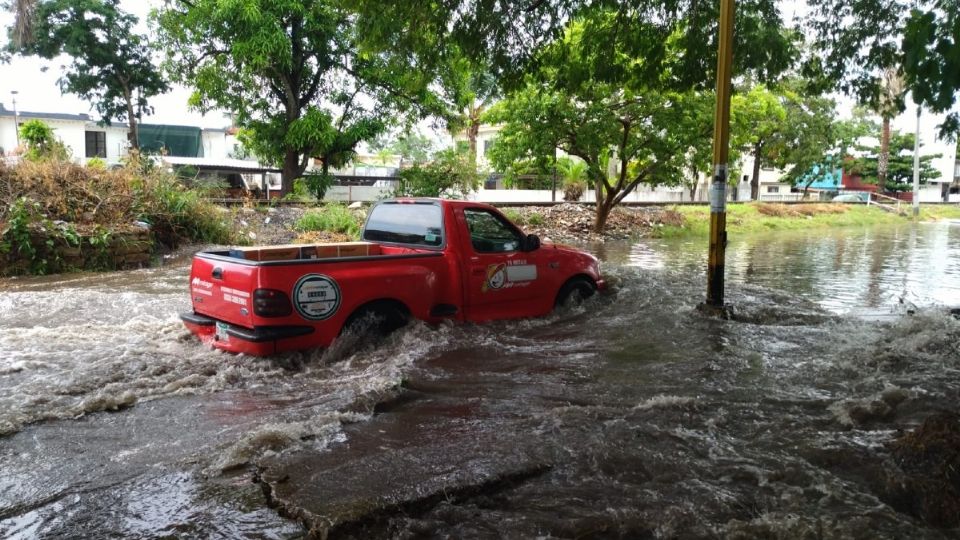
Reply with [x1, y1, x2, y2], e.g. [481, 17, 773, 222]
[11, 90, 20, 149]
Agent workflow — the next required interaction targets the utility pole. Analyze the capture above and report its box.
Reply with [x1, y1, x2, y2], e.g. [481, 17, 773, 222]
[912, 105, 921, 217]
[701, 0, 735, 316]
[11, 90, 20, 149]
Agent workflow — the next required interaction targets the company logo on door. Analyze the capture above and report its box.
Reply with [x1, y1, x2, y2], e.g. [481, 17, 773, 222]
[482, 260, 537, 292]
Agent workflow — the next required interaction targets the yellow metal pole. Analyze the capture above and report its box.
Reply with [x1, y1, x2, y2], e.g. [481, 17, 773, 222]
[705, 0, 735, 312]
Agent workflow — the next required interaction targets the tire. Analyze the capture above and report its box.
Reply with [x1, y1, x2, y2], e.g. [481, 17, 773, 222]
[341, 302, 409, 338]
[555, 277, 597, 309]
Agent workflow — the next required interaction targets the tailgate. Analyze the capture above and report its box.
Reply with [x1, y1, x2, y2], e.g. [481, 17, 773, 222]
[188, 254, 257, 328]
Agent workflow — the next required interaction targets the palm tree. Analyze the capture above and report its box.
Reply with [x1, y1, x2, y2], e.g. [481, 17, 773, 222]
[11, 0, 38, 46]
[877, 69, 906, 189]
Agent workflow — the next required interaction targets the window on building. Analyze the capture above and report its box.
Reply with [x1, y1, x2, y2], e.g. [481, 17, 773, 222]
[767, 186, 780, 194]
[483, 139, 494, 156]
[85, 131, 107, 158]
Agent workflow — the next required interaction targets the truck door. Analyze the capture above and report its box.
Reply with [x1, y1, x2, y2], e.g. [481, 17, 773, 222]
[459, 207, 546, 321]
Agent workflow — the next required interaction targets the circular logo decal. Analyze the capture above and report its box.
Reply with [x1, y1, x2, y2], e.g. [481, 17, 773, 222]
[292, 274, 341, 321]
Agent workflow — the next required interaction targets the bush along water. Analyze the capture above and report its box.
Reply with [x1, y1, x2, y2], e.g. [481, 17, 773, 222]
[0, 159, 236, 276]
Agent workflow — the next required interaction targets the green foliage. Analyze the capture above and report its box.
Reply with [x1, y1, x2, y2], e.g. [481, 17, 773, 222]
[133, 174, 234, 247]
[294, 204, 360, 236]
[486, 12, 742, 231]
[11, 0, 168, 149]
[157, 0, 446, 192]
[0, 196, 81, 275]
[527, 212, 545, 226]
[805, 0, 960, 138]
[302, 172, 334, 200]
[501, 208, 523, 224]
[18, 119, 69, 161]
[556, 157, 587, 201]
[85, 157, 107, 170]
[847, 132, 942, 192]
[394, 149, 480, 198]
[369, 129, 435, 166]
[659, 203, 908, 238]
[352, 0, 793, 95]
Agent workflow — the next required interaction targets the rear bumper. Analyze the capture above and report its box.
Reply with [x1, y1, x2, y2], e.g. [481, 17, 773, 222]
[180, 312, 314, 356]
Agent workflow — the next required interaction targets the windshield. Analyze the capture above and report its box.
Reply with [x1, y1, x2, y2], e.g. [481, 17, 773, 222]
[362, 202, 444, 247]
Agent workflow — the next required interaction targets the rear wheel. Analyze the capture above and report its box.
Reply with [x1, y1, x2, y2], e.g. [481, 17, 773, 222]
[340, 301, 409, 338]
[555, 277, 597, 309]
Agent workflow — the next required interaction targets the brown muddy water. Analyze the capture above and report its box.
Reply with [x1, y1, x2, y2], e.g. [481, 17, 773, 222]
[1, 222, 959, 539]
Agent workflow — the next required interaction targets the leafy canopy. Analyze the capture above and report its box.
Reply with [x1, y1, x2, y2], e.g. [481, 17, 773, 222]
[805, 0, 960, 138]
[11, 0, 168, 148]
[157, 0, 448, 191]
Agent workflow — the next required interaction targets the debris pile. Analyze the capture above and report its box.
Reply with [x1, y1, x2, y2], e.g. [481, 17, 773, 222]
[507, 204, 684, 243]
[880, 412, 960, 527]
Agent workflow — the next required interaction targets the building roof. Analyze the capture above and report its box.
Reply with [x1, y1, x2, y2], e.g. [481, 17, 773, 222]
[162, 156, 280, 173]
[0, 103, 91, 123]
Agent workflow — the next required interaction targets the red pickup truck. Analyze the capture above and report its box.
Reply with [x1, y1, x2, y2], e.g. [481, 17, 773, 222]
[181, 198, 605, 356]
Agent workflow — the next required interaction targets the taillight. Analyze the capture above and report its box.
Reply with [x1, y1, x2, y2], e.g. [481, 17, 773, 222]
[253, 289, 292, 317]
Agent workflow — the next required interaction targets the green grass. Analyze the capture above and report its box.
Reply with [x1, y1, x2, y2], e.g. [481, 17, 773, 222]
[919, 204, 960, 221]
[656, 202, 935, 238]
[501, 208, 523, 224]
[295, 204, 361, 236]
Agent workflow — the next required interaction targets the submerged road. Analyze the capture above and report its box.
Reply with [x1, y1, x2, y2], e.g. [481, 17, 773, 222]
[2, 223, 960, 538]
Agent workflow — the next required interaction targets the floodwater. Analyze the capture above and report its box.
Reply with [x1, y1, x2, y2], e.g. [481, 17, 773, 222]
[1, 222, 959, 539]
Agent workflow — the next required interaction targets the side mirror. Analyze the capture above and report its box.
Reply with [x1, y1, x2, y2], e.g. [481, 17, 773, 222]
[522, 234, 541, 252]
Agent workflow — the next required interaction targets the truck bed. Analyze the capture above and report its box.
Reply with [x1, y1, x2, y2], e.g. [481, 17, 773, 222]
[196, 242, 441, 266]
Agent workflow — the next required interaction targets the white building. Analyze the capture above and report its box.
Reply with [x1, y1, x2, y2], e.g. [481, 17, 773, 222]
[0, 104, 129, 163]
[0, 103, 241, 165]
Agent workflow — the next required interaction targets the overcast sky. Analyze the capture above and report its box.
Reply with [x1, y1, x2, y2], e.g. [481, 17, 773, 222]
[0, 0, 229, 128]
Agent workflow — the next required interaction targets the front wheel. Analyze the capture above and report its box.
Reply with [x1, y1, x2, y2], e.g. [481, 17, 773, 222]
[555, 277, 597, 309]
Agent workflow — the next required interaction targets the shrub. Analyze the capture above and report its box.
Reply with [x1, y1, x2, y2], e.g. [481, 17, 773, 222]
[0, 159, 235, 251]
[527, 212, 545, 226]
[86, 157, 107, 170]
[19, 119, 70, 161]
[394, 149, 480, 198]
[295, 204, 360, 237]
[501, 208, 524, 224]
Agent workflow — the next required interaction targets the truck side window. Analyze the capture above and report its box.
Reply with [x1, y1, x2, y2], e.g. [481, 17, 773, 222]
[464, 209, 521, 253]
[363, 202, 444, 247]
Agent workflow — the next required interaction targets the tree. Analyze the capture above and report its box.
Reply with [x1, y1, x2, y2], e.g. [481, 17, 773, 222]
[784, 109, 876, 194]
[8, 0, 37, 46]
[10, 0, 168, 151]
[369, 129, 435, 167]
[487, 80, 707, 231]
[443, 57, 499, 165]
[847, 132, 942, 192]
[394, 148, 480, 198]
[487, 5, 791, 232]
[731, 85, 787, 200]
[805, 0, 960, 138]
[157, 0, 445, 194]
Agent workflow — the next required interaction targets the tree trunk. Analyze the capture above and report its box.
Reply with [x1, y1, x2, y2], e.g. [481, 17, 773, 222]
[467, 118, 480, 166]
[751, 140, 762, 200]
[123, 90, 139, 152]
[878, 115, 891, 189]
[594, 199, 613, 233]
[281, 149, 303, 195]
